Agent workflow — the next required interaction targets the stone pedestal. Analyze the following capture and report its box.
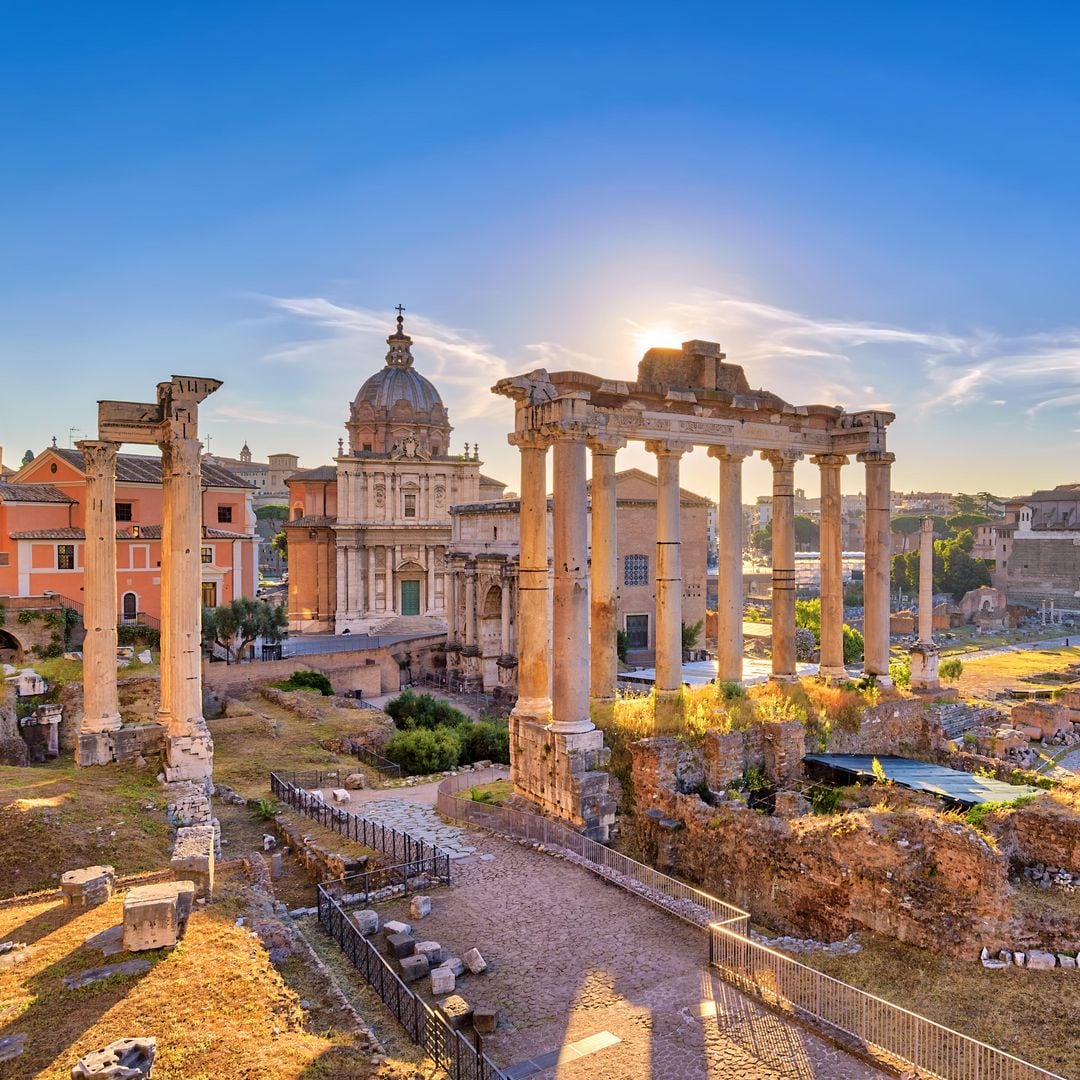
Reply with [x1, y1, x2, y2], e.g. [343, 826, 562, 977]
[122, 880, 195, 951]
[509, 714, 617, 840]
[61, 865, 116, 908]
[71, 1038, 156, 1080]
[170, 825, 216, 899]
[910, 642, 940, 690]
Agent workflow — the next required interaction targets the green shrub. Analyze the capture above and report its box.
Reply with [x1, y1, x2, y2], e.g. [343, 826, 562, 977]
[386, 689, 470, 731]
[939, 657, 964, 682]
[385, 725, 463, 775]
[717, 680, 746, 702]
[117, 624, 160, 648]
[277, 670, 334, 696]
[964, 794, 1035, 832]
[888, 657, 912, 689]
[810, 785, 843, 815]
[462, 720, 510, 764]
[254, 798, 279, 821]
[842, 624, 864, 664]
[616, 629, 629, 663]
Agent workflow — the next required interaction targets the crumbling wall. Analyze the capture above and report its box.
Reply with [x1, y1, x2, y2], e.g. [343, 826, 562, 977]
[991, 796, 1080, 874]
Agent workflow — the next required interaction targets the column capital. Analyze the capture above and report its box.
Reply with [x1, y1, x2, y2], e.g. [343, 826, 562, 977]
[508, 431, 552, 451]
[856, 450, 896, 467]
[644, 438, 692, 458]
[545, 421, 591, 443]
[585, 432, 626, 454]
[810, 453, 850, 468]
[707, 444, 752, 462]
[761, 448, 803, 468]
[75, 440, 120, 472]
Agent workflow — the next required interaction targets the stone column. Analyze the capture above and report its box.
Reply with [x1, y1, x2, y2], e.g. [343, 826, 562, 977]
[447, 562, 460, 643]
[709, 446, 749, 684]
[160, 431, 214, 783]
[76, 441, 122, 757]
[426, 545, 435, 613]
[335, 543, 348, 620]
[551, 431, 592, 734]
[813, 453, 849, 678]
[366, 547, 376, 616]
[510, 435, 552, 723]
[763, 449, 802, 681]
[587, 435, 624, 705]
[911, 515, 940, 689]
[647, 440, 691, 713]
[385, 546, 394, 613]
[859, 451, 895, 683]
[464, 562, 477, 646]
[352, 546, 364, 615]
[500, 572, 512, 655]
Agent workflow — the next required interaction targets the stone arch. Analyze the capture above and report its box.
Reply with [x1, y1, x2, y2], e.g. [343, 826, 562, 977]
[0, 627, 25, 663]
[482, 584, 502, 619]
[480, 584, 503, 689]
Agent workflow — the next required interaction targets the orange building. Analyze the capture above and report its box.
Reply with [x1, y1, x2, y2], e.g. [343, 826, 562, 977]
[0, 446, 259, 637]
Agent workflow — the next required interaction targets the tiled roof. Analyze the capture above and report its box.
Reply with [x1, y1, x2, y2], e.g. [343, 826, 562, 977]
[283, 515, 337, 528]
[0, 482, 75, 504]
[205, 528, 254, 539]
[9, 525, 255, 541]
[50, 447, 254, 489]
[286, 465, 337, 482]
[8, 527, 86, 540]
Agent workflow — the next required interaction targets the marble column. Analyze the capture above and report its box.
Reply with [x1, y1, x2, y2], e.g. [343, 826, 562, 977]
[464, 563, 477, 646]
[510, 435, 552, 722]
[335, 543, 348, 620]
[385, 546, 394, 613]
[76, 440, 122, 740]
[366, 547, 376, 617]
[814, 453, 849, 678]
[859, 451, 895, 682]
[351, 546, 364, 615]
[551, 431, 592, 734]
[160, 430, 214, 782]
[763, 449, 802, 681]
[447, 562, 460, 643]
[647, 440, 691, 703]
[709, 446, 749, 684]
[500, 572, 512, 655]
[911, 516, 940, 689]
[587, 435, 624, 704]
[426, 545, 436, 613]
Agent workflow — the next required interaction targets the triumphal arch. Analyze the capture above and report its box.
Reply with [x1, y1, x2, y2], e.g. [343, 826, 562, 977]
[493, 340, 894, 839]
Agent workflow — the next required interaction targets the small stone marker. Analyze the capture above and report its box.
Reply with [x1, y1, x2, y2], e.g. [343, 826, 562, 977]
[1014, 951, 1026, 966]
[1026, 950, 1057, 970]
[442, 956, 465, 976]
[383, 919, 411, 937]
[386, 932, 416, 959]
[410, 894, 432, 919]
[71, 1036, 156, 1079]
[441, 994, 473, 1030]
[431, 966, 456, 995]
[473, 1007, 498, 1034]
[1058, 954, 1077, 969]
[63, 958, 151, 990]
[399, 953, 430, 982]
[463, 947, 488, 974]
[61, 866, 116, 909]
[416, 941, 446, 965]
[353, 909, 379, 935]
[170, 825, 216, 899]
[331, 788, 351, 803]
[269, 851, 282, 881]
[122, 881, 195, 952]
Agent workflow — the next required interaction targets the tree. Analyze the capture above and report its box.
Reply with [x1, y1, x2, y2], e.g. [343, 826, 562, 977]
[891, 553, 913, 596]
[682, 619, 704, 651]
[793, 515, 819, 548]
[939, 657, 964, 682]
[795, 597, 821, 638]
[271, 530, 288, 564]
[21, 450, 34, 466]
[890, 516, 924, 553]
[951, 493, 980, 515]
[255, 503, 290, 524]
[975, 491, 1002, 516]
[946, 513, 991, 535]
[750, 522, 772, 555]
[202, 597, 287, 663]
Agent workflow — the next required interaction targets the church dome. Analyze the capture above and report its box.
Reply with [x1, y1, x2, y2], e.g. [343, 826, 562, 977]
[354, 362, 444, 413]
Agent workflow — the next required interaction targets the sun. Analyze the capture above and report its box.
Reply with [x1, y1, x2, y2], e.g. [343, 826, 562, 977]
[629, 321, 685, 357]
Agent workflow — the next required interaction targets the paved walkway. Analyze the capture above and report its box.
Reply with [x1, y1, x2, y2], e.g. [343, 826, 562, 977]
[350, 788, 885, 1080]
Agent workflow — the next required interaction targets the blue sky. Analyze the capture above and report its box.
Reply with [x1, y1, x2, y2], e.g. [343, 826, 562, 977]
[1, 2, 1078, 502]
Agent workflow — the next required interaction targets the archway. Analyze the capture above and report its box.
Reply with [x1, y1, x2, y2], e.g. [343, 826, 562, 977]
[481, 585, 502, 689]
[0, 628, 23, 664]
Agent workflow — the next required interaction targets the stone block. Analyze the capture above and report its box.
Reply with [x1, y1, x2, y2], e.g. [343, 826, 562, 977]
[0, 1034, 25, 1063]
[416, 940, 445, 966]
[1058, 953, 1077, 969]
[1025, 950, 1057, 970]
[61, 865, 116, 909]
[343, 772, 366, 790]
[383, 919, 411, 937]
[331, 788, 351, 803]
[430, 965, 456, 995]
[71, 1037, 156, 1079]
[473, 1007, 498, 1034]
[463, 947, 488, 974]
[1012, 701, 1072, 740]
[442, 956, 465, 976]
[352, 909, 379, 936]
[773, 791, 812, 818]
[386, 932, 415, 959]
[399, 953, 430, 982]
[170, 825, 216, 899]
[62, 958, 151, 990]
[441, 994, 473, 1030]
[269, 852, 282, 881]
[409, 894, 431, 919]
[122, 881, 195, 952]
[1014, 951, 1026, 967]
[76, 732, 116, 767]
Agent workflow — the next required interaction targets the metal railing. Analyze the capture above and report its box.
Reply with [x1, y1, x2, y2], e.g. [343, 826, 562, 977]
[270, 770, 449, 875]
[349, 743, 402, 779]
[317, 882, 505, 1080]
[709, 927, 1064, 1079]
[437, 770, 1064, 1080]
[323, 858, 450, 908]
[437, 769, 749, 933]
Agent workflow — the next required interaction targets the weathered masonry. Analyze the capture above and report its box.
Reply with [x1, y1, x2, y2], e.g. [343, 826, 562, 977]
[492, 340, 895, 837]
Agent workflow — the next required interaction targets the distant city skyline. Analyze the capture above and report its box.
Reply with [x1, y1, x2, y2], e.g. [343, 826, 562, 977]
[1, 4, 1077, 501]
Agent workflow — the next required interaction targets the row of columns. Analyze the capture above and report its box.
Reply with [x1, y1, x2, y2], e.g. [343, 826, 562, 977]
[338, 543, 446, 618]
[446, 559, 516, 654]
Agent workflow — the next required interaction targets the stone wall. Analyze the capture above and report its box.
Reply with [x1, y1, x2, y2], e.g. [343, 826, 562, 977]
[630, 737, 1012, 957]
[992, 797, 1080, 875]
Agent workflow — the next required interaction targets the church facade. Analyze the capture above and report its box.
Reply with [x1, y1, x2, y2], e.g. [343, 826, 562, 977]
[284, 313, 503, 633]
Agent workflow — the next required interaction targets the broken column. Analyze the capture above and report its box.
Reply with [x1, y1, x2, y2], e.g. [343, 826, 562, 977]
[910, 515, 940, 690]
[123, 880, 196, 951]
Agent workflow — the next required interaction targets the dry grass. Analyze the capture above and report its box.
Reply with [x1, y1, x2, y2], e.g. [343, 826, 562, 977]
[954, 646, 1080, 700]
[797, 933, 1080, 1077]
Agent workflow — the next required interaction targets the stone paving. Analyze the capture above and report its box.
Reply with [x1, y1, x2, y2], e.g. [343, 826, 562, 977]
[354, 790, 885, 1080]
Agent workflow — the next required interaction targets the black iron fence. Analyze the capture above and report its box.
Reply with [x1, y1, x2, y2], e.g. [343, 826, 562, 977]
[317, 882, 505, 1080]
[349, 742, 402, 779]
[270, 770, 450, 876]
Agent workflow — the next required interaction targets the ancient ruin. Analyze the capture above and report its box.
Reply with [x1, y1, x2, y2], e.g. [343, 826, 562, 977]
[492, 340, 895, 835]
[910, 515, 941, 689]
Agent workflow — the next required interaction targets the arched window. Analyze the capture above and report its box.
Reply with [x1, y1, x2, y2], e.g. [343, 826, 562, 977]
[122, 592, 138, 624]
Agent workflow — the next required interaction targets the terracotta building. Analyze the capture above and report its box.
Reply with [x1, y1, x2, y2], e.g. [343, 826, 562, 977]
[284, 313, 503, 633]
[0, 445, 258, 651]
[446, 468, 711, 693]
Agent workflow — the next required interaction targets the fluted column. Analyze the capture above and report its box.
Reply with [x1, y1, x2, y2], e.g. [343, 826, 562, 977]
[647, 440, 691, 702]
[77, 440, 122, 737]
[335, 543, 348, 621]
[763, 449, 802, 681]
[709, 446, 749, 684]
[500, 572, 512, 655]
[447, 562, 460, 643]
[385, 546, 394, 613]
[587, 434, 624, 705]
[859, 451, 895, 682]
[464, 562, 477, 646]
[814, 453, 849, 678]
[551, 431, 592, 734]
[510, 435, 552, 722]
[918, 516, 934, 645]
[366, 547, 376, 616]
[426, 545, 436, 613]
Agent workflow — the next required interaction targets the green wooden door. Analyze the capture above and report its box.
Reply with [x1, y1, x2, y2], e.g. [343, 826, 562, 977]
[401, 579, 420, 616]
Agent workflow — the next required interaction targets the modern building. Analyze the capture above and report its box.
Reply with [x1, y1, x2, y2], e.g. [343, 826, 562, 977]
[284, 312, 504, 633]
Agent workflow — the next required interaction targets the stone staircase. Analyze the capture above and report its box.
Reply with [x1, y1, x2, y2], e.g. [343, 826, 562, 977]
[371, 615, 448, 638]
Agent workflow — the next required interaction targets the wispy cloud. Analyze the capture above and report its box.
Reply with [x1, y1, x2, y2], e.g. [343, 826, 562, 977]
[204, 403, 324, 427]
